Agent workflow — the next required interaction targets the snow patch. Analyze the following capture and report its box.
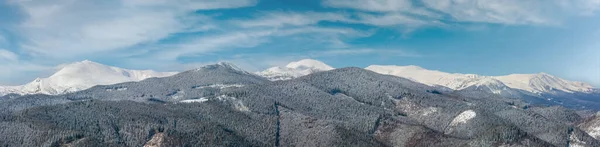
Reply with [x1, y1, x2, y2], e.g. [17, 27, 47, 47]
[180, 98, 209, 103]
[193, 84, 244, 89]
[168, 90, 185, 99]
[216, 95, 250, 112]
[143, 133, 165, 147]
[585, 126, 600, 139]
[569, 133, 587, 147]
[448, 110, 476, 126]
[421, 107, 438, 116]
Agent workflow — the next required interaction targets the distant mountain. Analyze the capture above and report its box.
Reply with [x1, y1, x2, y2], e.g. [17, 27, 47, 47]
[255, 59, 599, 110]
[365, 64, 600, 109]
[365, 65, 595, 94]
[0, 60, 176, 96]
[256, 59, 334, 81]
[496, 73, 595, 94]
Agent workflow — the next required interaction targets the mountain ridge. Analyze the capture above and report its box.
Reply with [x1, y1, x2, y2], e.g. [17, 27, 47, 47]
[260, 59, 599, 110]
[258, 59, 595, 95]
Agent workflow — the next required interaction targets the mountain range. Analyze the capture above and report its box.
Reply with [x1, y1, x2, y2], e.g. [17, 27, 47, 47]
[0, 62, 598, 146]
[2, 59, 598, 110]
[258, 59, 599, 110]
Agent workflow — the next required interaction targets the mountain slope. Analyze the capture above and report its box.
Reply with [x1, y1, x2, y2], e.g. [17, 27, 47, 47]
[256, 59, 334, 81]
[0, 60, 177, 96]
[579, 113, 600, 140]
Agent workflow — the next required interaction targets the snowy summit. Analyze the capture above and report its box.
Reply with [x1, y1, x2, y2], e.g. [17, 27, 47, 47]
[257, 59, 334, 81]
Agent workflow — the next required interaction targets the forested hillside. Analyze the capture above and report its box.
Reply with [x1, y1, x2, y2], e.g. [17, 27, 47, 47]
[0, 63, 598, 147]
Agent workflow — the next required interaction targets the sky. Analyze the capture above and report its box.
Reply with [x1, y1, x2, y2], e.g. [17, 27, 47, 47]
[0, 0, 599, 86]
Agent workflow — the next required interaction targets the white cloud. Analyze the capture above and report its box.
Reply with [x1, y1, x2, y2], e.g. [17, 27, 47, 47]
[10, 0, 257, 57]
[323, 0, 600, 26]
[0, 49, 18, 62]
[355, 13, 436, 27]
[320, 48, 421, 57]
[148, 26, 371, 61]
[234, 11, 440, 31]
[0, 49, 53, 85]
[155, 30, 273, 60]
[323, 0, 412, 12]
[323, 0, 441, 18]
[235, 12, 352, 28]
[422, 0, 552, 25]
[558, 0, 600, 15]
[122, 0, 258, 10]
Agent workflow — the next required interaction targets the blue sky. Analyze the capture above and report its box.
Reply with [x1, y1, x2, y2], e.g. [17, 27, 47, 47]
[0, 0, 599, 86]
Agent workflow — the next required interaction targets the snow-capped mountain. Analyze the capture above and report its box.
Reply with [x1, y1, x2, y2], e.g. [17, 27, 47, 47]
[365, 65, 491, 90]
[496, 73, 595, 94]
[365, 65, 595, 95]
[0, 60, 177, 96]
[257, 59, 334, 81]
[257, 59, 595, 96]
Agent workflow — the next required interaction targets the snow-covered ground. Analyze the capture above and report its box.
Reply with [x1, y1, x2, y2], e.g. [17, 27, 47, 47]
[579, 113, 600, 140]
[180, 98, 209, 103]
[448, 110, 477, 126]
[193, 84, 244, 89]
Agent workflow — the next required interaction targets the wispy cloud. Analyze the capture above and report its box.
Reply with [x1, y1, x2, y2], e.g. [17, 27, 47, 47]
[323, 0, 600, 26]
[144, 26, 372, 62]
[320, 48, 421, 57]
[10, 0, 257, 57]
[0, 49, 53, 85]
[323, 0, 413, 13]
[422, 0, 553, 25]
[0, 49, 18, 62]
[233, 11, 353, 28]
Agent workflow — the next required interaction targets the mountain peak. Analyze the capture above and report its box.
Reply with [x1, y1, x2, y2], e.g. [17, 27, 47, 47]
[52, 60, 116, 78]
[80, 59, 94, 63]
[197, 62, 250, 75]
[258, 59, 334, 81]
[285, 59, 334, 71]
[72, 60, 104, 66]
